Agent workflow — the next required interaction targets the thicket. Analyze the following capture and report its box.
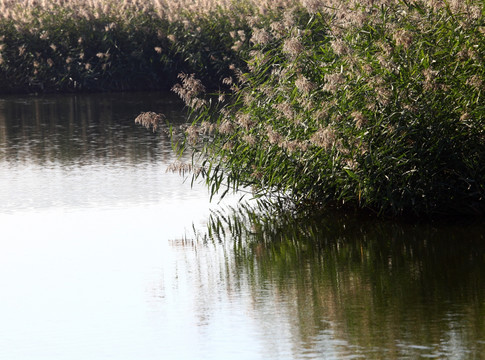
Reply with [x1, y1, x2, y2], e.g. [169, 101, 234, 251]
[0, 0, 268, 92]
[165, 0, 485, 217]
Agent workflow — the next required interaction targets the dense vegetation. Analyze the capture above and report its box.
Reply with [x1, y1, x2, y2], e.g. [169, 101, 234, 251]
[169, 0, 485, 217]
[0, 0, 267, 92]
[1, 0, 484, 216]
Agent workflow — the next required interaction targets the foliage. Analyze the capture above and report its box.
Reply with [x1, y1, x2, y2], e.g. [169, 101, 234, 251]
[176, 0, 485, 217]
[0, 0, 263, 92]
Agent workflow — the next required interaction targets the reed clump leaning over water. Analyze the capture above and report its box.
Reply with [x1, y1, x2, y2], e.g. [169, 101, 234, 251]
[163, 0, 484, 217]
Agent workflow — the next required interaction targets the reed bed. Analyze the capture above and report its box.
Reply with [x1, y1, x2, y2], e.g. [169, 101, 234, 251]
[1, 0, 484, 216]
[165, 0, 485, 217]
[0, 0, 290, 92]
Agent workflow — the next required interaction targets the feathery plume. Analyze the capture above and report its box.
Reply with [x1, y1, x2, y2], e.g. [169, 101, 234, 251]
[135, 111, 165, 132]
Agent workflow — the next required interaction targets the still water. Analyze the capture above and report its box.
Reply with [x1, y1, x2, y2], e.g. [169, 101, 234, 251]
[0, 93, 483, 360]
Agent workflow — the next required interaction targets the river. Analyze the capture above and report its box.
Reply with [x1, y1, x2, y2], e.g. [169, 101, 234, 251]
[0, 92, 483, 359]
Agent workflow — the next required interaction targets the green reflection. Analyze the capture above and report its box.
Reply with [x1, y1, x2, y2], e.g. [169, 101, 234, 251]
[204, 206, 485, 359]
[0, 92, 185, 165]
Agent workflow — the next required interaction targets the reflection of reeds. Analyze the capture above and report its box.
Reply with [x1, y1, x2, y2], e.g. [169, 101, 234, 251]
[199, 204, 485, 358]
[166, 160, 202, 176]
[0, 93, 182, 165]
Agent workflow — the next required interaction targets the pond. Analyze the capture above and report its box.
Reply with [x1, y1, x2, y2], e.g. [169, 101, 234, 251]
[0, 92, 483, 359]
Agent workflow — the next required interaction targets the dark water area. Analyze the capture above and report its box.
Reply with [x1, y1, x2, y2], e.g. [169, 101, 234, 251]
[0, 91, 182, 165]
[0, 93, 483, 359]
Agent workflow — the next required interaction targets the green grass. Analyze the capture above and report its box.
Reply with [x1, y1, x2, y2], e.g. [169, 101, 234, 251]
[172, 0, 485, 217]
[0, 0, 257, 92]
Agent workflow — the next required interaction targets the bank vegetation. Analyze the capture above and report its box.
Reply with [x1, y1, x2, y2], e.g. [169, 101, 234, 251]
[1, 0, 484, 216]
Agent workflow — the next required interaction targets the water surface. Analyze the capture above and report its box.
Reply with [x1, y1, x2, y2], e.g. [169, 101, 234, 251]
[0, 93, 483, 359]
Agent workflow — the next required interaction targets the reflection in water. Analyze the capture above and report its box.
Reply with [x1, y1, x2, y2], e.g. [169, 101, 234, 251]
[0, 92, 183, 165]
[0, 93, 483, 359]
[0, 92, 193, 212]
[172, 206, 485, 359]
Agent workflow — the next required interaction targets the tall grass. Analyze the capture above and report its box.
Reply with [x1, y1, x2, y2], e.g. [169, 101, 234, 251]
[0, 0, 286, 92]
[168, 0, 485, 217]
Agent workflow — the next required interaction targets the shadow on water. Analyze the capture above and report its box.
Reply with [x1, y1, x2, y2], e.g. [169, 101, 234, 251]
[187, 204, 485, 359]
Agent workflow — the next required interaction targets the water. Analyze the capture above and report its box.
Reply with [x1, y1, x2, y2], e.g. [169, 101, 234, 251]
[0, 93, 483, 360]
